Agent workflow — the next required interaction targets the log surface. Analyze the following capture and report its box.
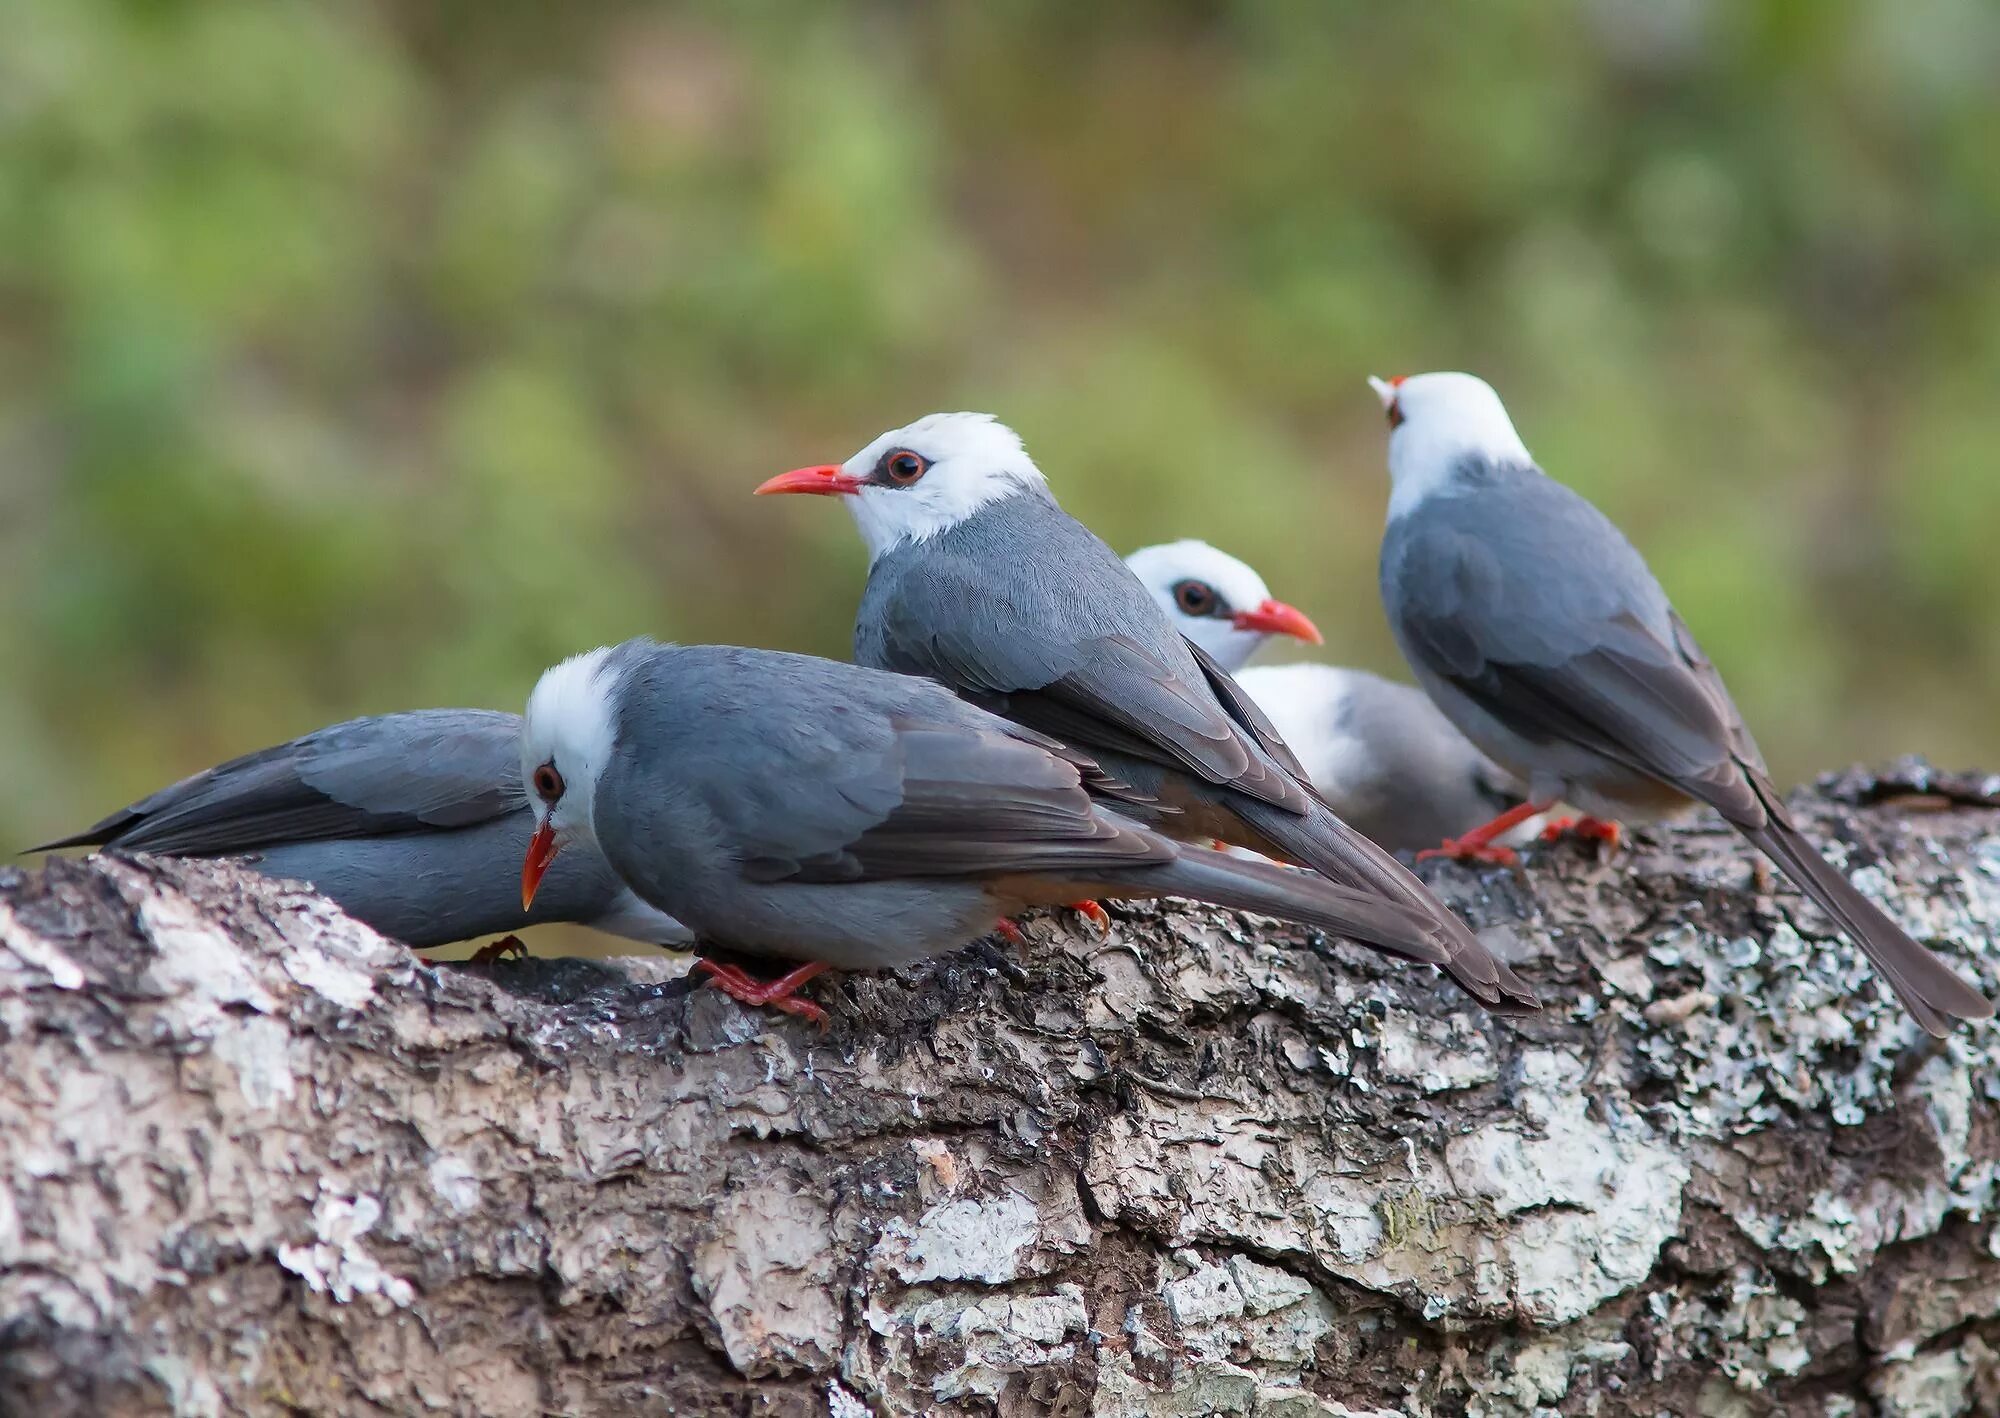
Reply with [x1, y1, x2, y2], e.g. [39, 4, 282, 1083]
[2, 765, 1998, 1416]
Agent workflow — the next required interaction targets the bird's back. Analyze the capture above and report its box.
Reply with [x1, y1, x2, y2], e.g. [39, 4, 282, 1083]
[594, 644, 992, 900]
[1380, 458, 1677, 671]
[1381, 455, 1767, 817]
[44, 708, 529, 856]
[857, 488, 1210, 690]
[40, 705, 689, 948]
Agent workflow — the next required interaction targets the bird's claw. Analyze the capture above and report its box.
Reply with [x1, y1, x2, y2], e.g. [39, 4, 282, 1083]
[1539, 816, 1623, 849]
[1071, 900, 1111, 935]
[466, 934, 529, 965]
[1417, 837, 1521, 867]
[693, 958, 831, 1030]
[993, 916, 1027, 946]
[1416, 798, 1551, 868]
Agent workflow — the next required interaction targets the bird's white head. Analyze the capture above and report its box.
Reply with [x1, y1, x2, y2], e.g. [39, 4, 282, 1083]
[756, 411, 1047, 559]
[1368, 372, 1533, 520]
[518, 644, 624, 908]
[1124, 539, 1323, 673]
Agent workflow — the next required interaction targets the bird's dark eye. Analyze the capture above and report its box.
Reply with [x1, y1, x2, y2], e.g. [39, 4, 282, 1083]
[532, 762, 565, 802]
[880, 449, 929, 486]
[1386, 401, 1405, 430]
[1173, 580, 1221, 616]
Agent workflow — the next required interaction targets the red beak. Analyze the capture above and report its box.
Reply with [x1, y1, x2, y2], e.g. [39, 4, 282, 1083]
[522, 821, 560, 910]
[754, 464, 865, 497]
[1232, 598, 1324, 645]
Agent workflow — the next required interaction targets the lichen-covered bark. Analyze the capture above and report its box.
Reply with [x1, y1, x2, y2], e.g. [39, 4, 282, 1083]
[2, 764, 1998, 1417]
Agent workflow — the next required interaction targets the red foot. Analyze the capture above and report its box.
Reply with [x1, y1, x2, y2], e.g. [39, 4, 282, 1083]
[693, 958, 832, 1030]
[1417, 836, 1521, 867]
[1071, 900, 1111, 934]
[1540, 816, 1623, 849]
[994, 917, 1026, 946]
[466, 934, 528, 965]
[1416, 799, 1554, 867]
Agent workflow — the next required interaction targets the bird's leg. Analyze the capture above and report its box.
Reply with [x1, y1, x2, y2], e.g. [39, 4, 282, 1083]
[1417, 800, 1556, 867]
[1069, 900, 1111, 934]
[465, 934, 529, 965]
[993, 918, 1027, 946]
[693, 958, 831, 1028]
[1539, 815, 1623, 850]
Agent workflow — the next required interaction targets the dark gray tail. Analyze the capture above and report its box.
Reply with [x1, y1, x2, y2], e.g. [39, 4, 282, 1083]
[1121, 846, 1452, 969]
[27, 814, 131, 854]
[1743, 810, 1991, 1037]
[1237, 798, 1541, 1013]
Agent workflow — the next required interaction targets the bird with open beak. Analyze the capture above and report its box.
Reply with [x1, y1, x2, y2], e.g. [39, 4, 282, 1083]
[41, 709, 690, 952]
[755, 413, 1538, 1015]
[1369, 370, 1992, 1036]
[515, 638, 1462, 1026]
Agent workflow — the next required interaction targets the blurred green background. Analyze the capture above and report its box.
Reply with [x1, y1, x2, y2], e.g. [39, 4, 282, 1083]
[5, 0, 1999, 874]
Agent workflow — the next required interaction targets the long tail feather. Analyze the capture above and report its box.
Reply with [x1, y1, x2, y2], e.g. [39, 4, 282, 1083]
[1742, 812, 1991, 1037]
[1236, 799, 1540, 1013]
[1114, 846, 1452, 968]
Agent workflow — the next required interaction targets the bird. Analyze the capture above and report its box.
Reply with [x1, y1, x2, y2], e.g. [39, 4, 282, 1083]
[754, 412, 1537, 1014]
[516, 638, 1463, 1026]
[37, 709, 690, 952]
[1123, 539, 1323, 671]
[1370, 370, 1992, 1035]
[1127, 538, 1533, 853]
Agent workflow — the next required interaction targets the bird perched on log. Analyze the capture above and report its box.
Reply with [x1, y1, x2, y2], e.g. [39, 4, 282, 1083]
[515, 638, 1462, 1026]
[39, 709, 690, 952]
[1370, 370, 1992, 1036]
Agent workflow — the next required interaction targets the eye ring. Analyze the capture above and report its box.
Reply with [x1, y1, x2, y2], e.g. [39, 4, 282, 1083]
[532, 762, 565, 802]
[1172, 580, 1220, 617]
[881, 449, 929, 485]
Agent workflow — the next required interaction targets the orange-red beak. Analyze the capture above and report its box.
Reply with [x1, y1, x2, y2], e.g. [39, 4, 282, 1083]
[754, 464, 865, 497]
[521, 821, 560, 910]
[1232, 598, 1324, 645]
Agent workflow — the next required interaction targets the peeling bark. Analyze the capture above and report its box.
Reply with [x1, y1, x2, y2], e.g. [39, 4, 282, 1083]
[2, 765, 1999, 1417]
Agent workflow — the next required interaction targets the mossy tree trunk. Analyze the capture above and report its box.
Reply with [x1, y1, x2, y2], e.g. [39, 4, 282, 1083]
[2, 765, 1997, 1417]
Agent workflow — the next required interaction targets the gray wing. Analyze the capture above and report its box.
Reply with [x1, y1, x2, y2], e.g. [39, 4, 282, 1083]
[1386, 474, 1990, 1033]
[860, 510, 1310, 814]
[600, 646, 1174, 890]
[1384, 472, 1765, 817]
[718, 713, 1173, 886]
[1182, 636, 1311, 784]
[41, 709, 527, 856]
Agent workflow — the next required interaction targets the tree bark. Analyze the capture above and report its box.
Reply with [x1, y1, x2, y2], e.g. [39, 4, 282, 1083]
[2, 762, 1998, 1417]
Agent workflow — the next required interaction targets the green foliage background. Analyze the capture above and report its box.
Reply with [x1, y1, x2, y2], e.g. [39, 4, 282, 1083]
[5, 0, 1999, 856]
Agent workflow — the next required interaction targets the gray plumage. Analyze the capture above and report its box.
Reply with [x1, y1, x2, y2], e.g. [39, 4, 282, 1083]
[40, 710, 688, 950]
[849, 484, 1535, 1011]
[1234, 663, 1527, 853]
[537, 641, 1453, 973]
[1376, 372, 1991, 1035]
